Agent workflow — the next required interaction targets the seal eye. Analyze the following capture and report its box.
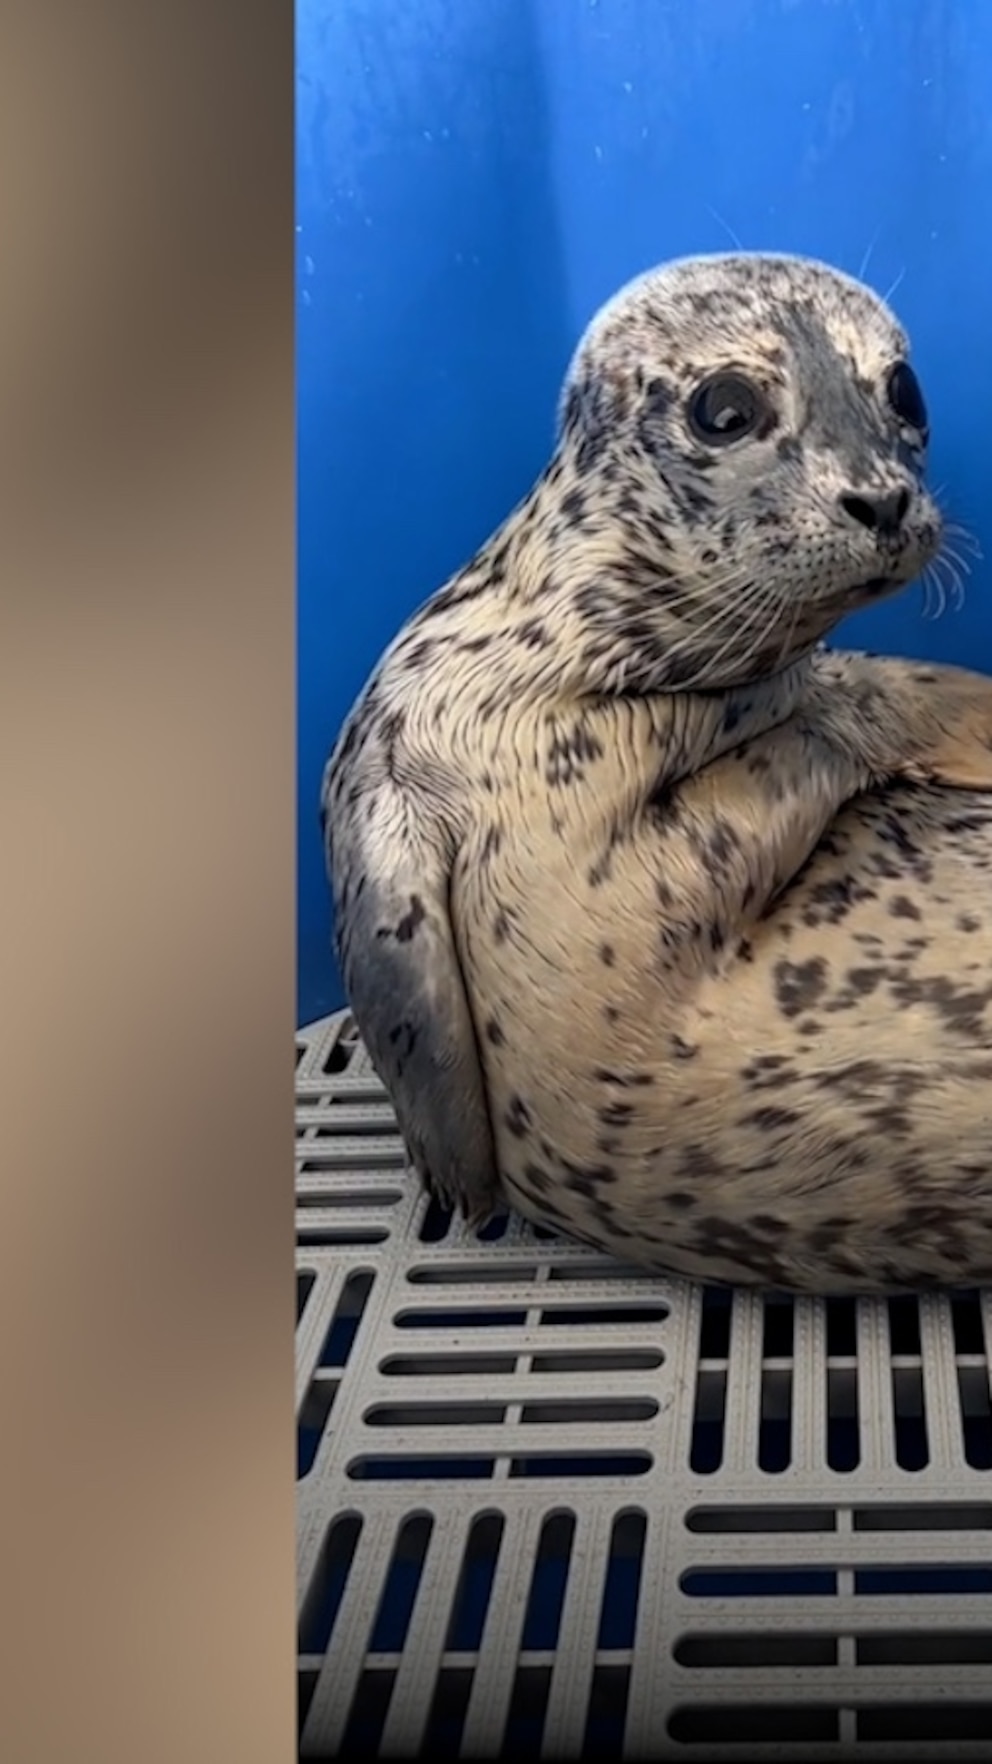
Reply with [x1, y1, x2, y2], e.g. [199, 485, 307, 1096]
[688, 373, 766, 445]
[887, 360, 928, 439]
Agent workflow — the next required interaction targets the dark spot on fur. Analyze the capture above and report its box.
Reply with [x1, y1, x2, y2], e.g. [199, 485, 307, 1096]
[707, 819, 739, 865]
[845, 965, 885, 997]
[680, 1144, 726, 1180]
[889, 894, 921, 921]
[505, 1094, 532, 1138]
[599, 943, 615, 966]
[481, 824, 503, 861]
[745, 1106, 798, 1132]
[773, 956, 828, 1018]
[671, 1035, 698, 1060]
[667, 1191, 697, 1211]
[598, 1100, 635, 1128]
[493, 909, 510, 942]
[517, 617, 549, 649]
[521, 1161, 553, 1195]
[485, 1016, 505, 1047]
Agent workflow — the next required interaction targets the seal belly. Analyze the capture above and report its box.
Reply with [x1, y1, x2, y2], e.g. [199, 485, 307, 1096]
[455, 781, 992, 1292]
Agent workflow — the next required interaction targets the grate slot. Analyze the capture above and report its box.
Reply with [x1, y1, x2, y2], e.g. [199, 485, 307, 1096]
[668, 1702, 840, 1743]
[674, 1632, 838, 1668]
[597, 1510, 647, 1649]
[298, 1377, 335, 1478]
[858, 1703, 992, 1742]
[296, 1269, 316, 1327]
[857, 1630, 992, 1665]
[444, 1512, 505, 1651]
[318, 1270, 374, 1368]
[422, 1667, 473, 1757]
[298, 1513, 363, 1654]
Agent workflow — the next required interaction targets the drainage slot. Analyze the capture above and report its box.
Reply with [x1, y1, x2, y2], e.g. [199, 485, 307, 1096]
[690, 1368, 727, 1475]
[674, 1632, 837, 1668]
[298, 1377, 335, 1478]
[296, 1224, 389, 1245]
[521, 1511, 576, 1650]
[510, 1452, 652, 1479]
[368, 1513, 433, 1652]
[951, 1290, 985, 1354]
[296, 1269, 316, 1326]
[477, 1213, 510, 1241]
[826, 1361, 859, 1473]
[857, 1630, 992, 1665]
[582, 1664, 630, 1758]
[958, 1362, 992, 1469]
[297, 1669, 319, 1745]
[501, 1665, 552, 1756]
[855, 1565, 992, 1595]
[379, 1352, 518, 1378]
[681, 1567, 837, 1597]
[540, 1303, 669, 1326]
[520, 1398, 658, 1425]
[348, 1455, 494, 1481]
[296, 1187, 401, 1208]
[319, 1270, 375, 1367]
[445, 1512, 505, 1651]
[529, 1348, 664, 1373]
[758, 1363, 793, 1473]
[422, 1667, 473, 1759]
[340, 1667, 396, 1755]
[853, 1503, 992, 1531]
[394, 1308, 528, 1330]
[598, 1510, 647, 1649]
[298, 1513, 363, 1652]
[686, 1506, 835, 1534]
[364, 1402, 506, 1427]
[668, 1703, 839, 1744]
[858, 1703, 992, 1742]
[419, 1195, 453, 1243]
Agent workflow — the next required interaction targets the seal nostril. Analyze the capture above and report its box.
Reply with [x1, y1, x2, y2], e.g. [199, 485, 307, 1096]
[841, 495, 878, 531]
[840, 487, 911, 537]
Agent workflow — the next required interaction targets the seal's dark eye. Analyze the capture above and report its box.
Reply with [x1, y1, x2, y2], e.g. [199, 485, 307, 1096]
[688, 373, 766, 445]
[887, 360, 928, 438]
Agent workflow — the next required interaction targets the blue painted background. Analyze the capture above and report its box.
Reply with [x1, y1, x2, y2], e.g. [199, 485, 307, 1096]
[297, 0, 992, 1026]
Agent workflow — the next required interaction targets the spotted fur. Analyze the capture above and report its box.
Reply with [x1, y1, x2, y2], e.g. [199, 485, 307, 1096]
[323, 251, 992, 1292]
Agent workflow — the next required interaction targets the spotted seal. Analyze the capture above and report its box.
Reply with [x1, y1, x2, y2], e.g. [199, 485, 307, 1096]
[322, 252, 992, 1294]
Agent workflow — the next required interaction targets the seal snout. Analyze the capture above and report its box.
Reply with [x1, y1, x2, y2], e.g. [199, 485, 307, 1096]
[839, 485, 910, 540]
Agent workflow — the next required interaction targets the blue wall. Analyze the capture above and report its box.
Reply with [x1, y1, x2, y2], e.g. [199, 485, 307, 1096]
[297, 0, 992, 1026]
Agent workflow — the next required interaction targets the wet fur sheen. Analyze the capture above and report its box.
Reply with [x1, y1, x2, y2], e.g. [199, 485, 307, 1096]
[323, 252, 992, 1295]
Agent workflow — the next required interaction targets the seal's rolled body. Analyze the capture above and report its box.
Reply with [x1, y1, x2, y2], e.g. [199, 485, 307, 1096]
[324, 252, 992, 1294]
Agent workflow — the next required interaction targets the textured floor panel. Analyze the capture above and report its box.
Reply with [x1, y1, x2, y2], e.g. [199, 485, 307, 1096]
[296, 1010, 992, 1759]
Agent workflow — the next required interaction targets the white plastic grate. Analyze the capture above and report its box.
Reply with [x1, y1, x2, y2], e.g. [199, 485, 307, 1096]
[296, 1010, 992, 1759]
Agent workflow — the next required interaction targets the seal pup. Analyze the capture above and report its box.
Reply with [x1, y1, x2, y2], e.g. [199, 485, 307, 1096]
[323, 252, 992, 1294]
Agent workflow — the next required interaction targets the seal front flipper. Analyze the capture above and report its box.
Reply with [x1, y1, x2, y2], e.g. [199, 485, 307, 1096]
[809, 651, 992, 793]
[323, 766, 499, 1226]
